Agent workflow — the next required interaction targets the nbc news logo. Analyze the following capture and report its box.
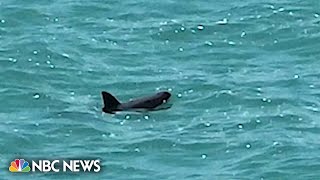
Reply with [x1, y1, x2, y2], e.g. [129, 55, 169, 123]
[9, 159, 101, 173]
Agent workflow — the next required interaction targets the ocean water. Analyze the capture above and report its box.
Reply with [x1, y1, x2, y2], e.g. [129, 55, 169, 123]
[1, 0, 320, 179]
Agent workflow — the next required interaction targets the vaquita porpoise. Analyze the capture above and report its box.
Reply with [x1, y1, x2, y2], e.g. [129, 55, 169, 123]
[101, 91, 171, 114]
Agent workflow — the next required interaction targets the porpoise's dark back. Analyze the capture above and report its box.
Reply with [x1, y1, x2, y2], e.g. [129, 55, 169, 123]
[119, 91, 171, 110]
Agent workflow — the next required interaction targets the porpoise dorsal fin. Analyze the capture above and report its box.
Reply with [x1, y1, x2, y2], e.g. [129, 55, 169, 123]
[101, 91, 121, 113]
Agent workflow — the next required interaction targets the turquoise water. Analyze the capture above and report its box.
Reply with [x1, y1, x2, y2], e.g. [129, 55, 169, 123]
[1, 0, 320, 179]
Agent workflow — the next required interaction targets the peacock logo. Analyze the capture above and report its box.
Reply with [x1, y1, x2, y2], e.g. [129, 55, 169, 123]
[9, 159, 31, 172]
